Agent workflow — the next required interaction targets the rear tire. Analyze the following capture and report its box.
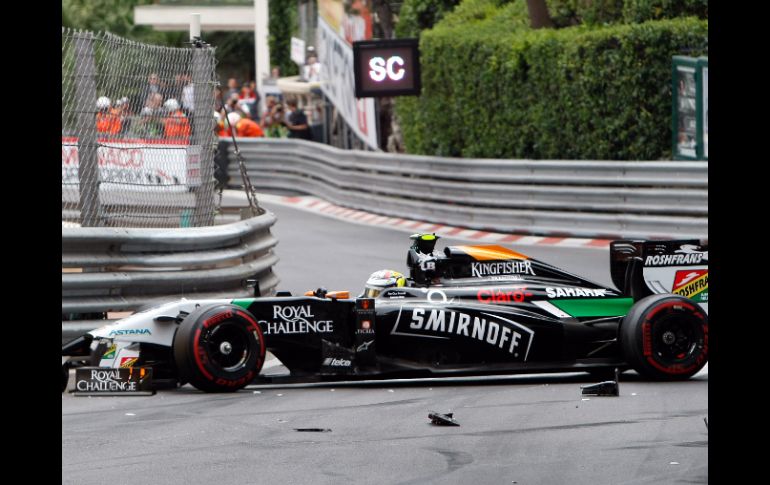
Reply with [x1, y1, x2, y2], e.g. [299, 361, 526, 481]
[173, 304, 266, 392]
[620, 294, 708, 380]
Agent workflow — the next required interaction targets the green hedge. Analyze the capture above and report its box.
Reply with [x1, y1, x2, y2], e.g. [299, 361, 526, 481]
[395, 8, 707, 159]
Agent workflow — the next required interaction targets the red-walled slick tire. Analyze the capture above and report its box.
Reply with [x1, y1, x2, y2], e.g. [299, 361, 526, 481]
[174, 304, 266, 392]
[621, 294, 708, 380]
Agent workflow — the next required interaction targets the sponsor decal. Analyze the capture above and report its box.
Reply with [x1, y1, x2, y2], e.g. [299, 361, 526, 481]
[420, 260, 436, 271]
[323, 357, 352, 367]
[646, 245, 707, 266]
[62, 140, 195, 193]
[383, 290, 410, 299]
[119, 357, 138, 368]
[391, 307, 534, 360]
[485, 275, 525, 281]
[471, 260, 535, 278]
[545, 287, 608, 298]
[108, 328, 152, 337]
[673, 270, 708, 302]
[260, 305, 334, 335]
[74, 367, 153, 394]
[477, 288, 533, 304]
[356, 340, 374, 352]
[102, 344, 117, 360]
[356, 320, 374, 335]
[206, 311, 234, 326]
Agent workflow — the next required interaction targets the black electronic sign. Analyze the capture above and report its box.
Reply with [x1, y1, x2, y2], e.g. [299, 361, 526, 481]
[353, 38, 421, 98]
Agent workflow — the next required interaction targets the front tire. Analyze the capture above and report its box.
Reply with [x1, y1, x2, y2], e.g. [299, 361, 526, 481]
[620, 294, 708, 380]
[173, 304, 266, 392]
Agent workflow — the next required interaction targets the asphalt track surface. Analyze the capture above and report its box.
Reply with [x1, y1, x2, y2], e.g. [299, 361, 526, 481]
[62, 201, 708, 485]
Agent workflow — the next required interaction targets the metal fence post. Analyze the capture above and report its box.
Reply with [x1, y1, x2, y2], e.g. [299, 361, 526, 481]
[192, 44, 216, 226]
[73, 32, 101, 227]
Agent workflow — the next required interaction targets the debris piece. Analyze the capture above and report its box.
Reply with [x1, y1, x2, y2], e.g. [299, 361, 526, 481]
[581, 380, 619, 397]
[125, 413, 135, 416]
[669, 462, 680, 465]
[253, 391, 261, 394]
[428, 411, 460, 426]
[294, 428, 331, 432]
[704, 417, 708, 429]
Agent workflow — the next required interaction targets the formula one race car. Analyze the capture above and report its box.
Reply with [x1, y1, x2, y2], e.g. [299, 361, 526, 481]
[62, 234, 708, 393]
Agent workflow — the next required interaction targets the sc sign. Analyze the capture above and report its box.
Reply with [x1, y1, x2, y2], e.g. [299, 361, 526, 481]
[353, 39, 421, 98]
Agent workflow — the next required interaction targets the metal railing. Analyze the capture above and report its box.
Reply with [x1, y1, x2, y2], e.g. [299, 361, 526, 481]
[62, 212, 279, 343]
[223, 138, 707, 240]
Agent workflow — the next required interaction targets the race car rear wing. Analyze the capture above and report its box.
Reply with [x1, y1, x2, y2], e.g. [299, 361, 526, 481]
[610, 239, 708, 310]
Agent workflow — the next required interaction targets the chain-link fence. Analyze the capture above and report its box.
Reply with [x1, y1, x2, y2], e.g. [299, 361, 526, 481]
[62, 28, 219, 227]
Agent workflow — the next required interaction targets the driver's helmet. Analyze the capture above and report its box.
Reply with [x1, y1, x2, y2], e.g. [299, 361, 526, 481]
[363, 269, 407, 298]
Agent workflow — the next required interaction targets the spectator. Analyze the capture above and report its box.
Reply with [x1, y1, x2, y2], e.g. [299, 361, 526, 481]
[145, 93, 164, 113]
[148, 73, 162, 95]
[261, 96, 277, 127]
[226, 78, 239, 99]
[162, 98, 191, 141]
[145, 72, 170, 105]
[96, 96, 121, 134]
[227, 112, 264, 138]
[238, 84, 259, 121]
[283, 98, 312, 140]
[181, 74, 194, 115]
[214, 111, 228, 137]
[214, 86, 224, 111]
[302, 54, 322, 82]
[114, 97, 131, 135]
[263, 99, 288, 138]
[264, 66, 281, 86]
[225, 93, 240, 113]
[127, 107, 163, 139]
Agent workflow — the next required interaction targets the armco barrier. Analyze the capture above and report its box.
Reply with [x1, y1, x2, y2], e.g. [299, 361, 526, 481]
[224, 139, 707, 239]
[62, 212, 279, 343]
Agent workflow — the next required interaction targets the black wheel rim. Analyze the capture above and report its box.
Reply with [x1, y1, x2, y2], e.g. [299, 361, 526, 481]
[651, 313, 703, 366]
[201, 321, 252, 372]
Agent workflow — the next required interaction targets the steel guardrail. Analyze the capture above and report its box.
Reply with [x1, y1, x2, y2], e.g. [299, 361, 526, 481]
[62, 212, 279, 343]
[224, 138, 707, 239]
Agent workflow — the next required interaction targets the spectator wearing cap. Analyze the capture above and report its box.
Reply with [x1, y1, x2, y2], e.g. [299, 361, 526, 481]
[114, 97, 132, 135]
[96, 96, 121, 135]
[162, 98, 191, 141]
[214, 111, 228, 137]
[227, 112, 264, 138]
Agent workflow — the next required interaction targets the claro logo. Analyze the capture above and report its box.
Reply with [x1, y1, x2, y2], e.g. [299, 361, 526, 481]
[477, 288, 533, 304]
